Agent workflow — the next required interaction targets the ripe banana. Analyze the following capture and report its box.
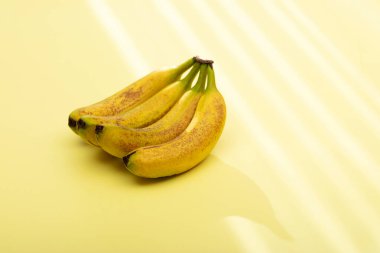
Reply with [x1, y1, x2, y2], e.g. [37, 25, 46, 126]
[68, 57, 195, 134]
[123, 65, 226, 178]
[77, 63, 201, 146]
[96, 64, 208, 158]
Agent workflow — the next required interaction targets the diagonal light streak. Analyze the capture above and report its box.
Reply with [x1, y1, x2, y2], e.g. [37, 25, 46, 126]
[225, 216, 272, 253]
[87, 0, 150, 76]
[190, 2, 370, 251]
[219, 0, 380, 233]
[281, 0, 380, 109]
[219, 0, 380, 192]
[155, 0, 362, 252]
[257, 0, 380, 139]
[255, 0, 380, 198]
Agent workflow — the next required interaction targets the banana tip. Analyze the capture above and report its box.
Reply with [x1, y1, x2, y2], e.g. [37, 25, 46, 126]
[68, 117, 76, 128]
[95, 125, 104, 134]
[123, 151, 136, 166]
[77, 119, 86, 129]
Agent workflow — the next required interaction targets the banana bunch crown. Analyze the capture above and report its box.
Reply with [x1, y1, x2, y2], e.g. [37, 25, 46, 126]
[68, 57, 226, 178]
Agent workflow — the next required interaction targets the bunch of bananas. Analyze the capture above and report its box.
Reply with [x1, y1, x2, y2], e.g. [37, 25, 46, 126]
[68, 57, 226, 178]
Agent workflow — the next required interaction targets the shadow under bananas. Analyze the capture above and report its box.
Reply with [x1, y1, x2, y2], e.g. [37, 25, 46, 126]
[70, 137, 291, 247]
[92, 148, 126, 173]
[71, 138, 127, 175]
[131, 155, 292, 242]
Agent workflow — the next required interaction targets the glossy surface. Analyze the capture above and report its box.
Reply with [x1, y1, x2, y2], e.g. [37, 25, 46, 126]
[1, 0, 380, 252]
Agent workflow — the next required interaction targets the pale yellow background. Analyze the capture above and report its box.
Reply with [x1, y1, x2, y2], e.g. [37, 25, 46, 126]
[1, 0, 380, 252]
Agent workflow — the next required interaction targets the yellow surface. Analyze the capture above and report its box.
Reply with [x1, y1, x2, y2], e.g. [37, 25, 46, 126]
[1, 0, 380, 252]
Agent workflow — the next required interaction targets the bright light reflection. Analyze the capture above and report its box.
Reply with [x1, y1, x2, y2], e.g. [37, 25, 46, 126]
[281, 0, 380, 109]
[253, 0, 380, 189]
[258, 0, 380, 136]
[184, 0, 359, 252]
[219, 0, 380, 234]
[225, 216, 271, 253]
[87, 0, 150, 76]
[257, 0, 380, 139]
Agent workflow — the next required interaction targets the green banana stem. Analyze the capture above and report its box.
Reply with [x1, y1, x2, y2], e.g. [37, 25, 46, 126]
[192, 64, 208, 92]
[206, 65, 217, 92]
[174, 57, 197, 76]
[182, 62, 201, 87]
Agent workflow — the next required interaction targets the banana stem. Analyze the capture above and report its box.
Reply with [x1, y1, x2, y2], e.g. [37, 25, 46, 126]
[182, 62, 201, 86]
[192, 64, 208, 92]
[206, 65, 217, 92]
[194, 56, 214, 65]
[175, 57, 196, 75]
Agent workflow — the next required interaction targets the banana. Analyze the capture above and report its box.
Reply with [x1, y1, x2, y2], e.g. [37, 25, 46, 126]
[68, 57, 195, 134]
[95, 64, 208, 158]
[123, 64, 226, 178]
[77, 63, 201, 146]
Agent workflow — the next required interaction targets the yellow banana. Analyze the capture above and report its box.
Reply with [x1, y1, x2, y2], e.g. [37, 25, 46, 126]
[95, 64, 208, 158]
[68, 57, 195, 134]
[77, 63, 201, 146]
[123, 64, 226, 178]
